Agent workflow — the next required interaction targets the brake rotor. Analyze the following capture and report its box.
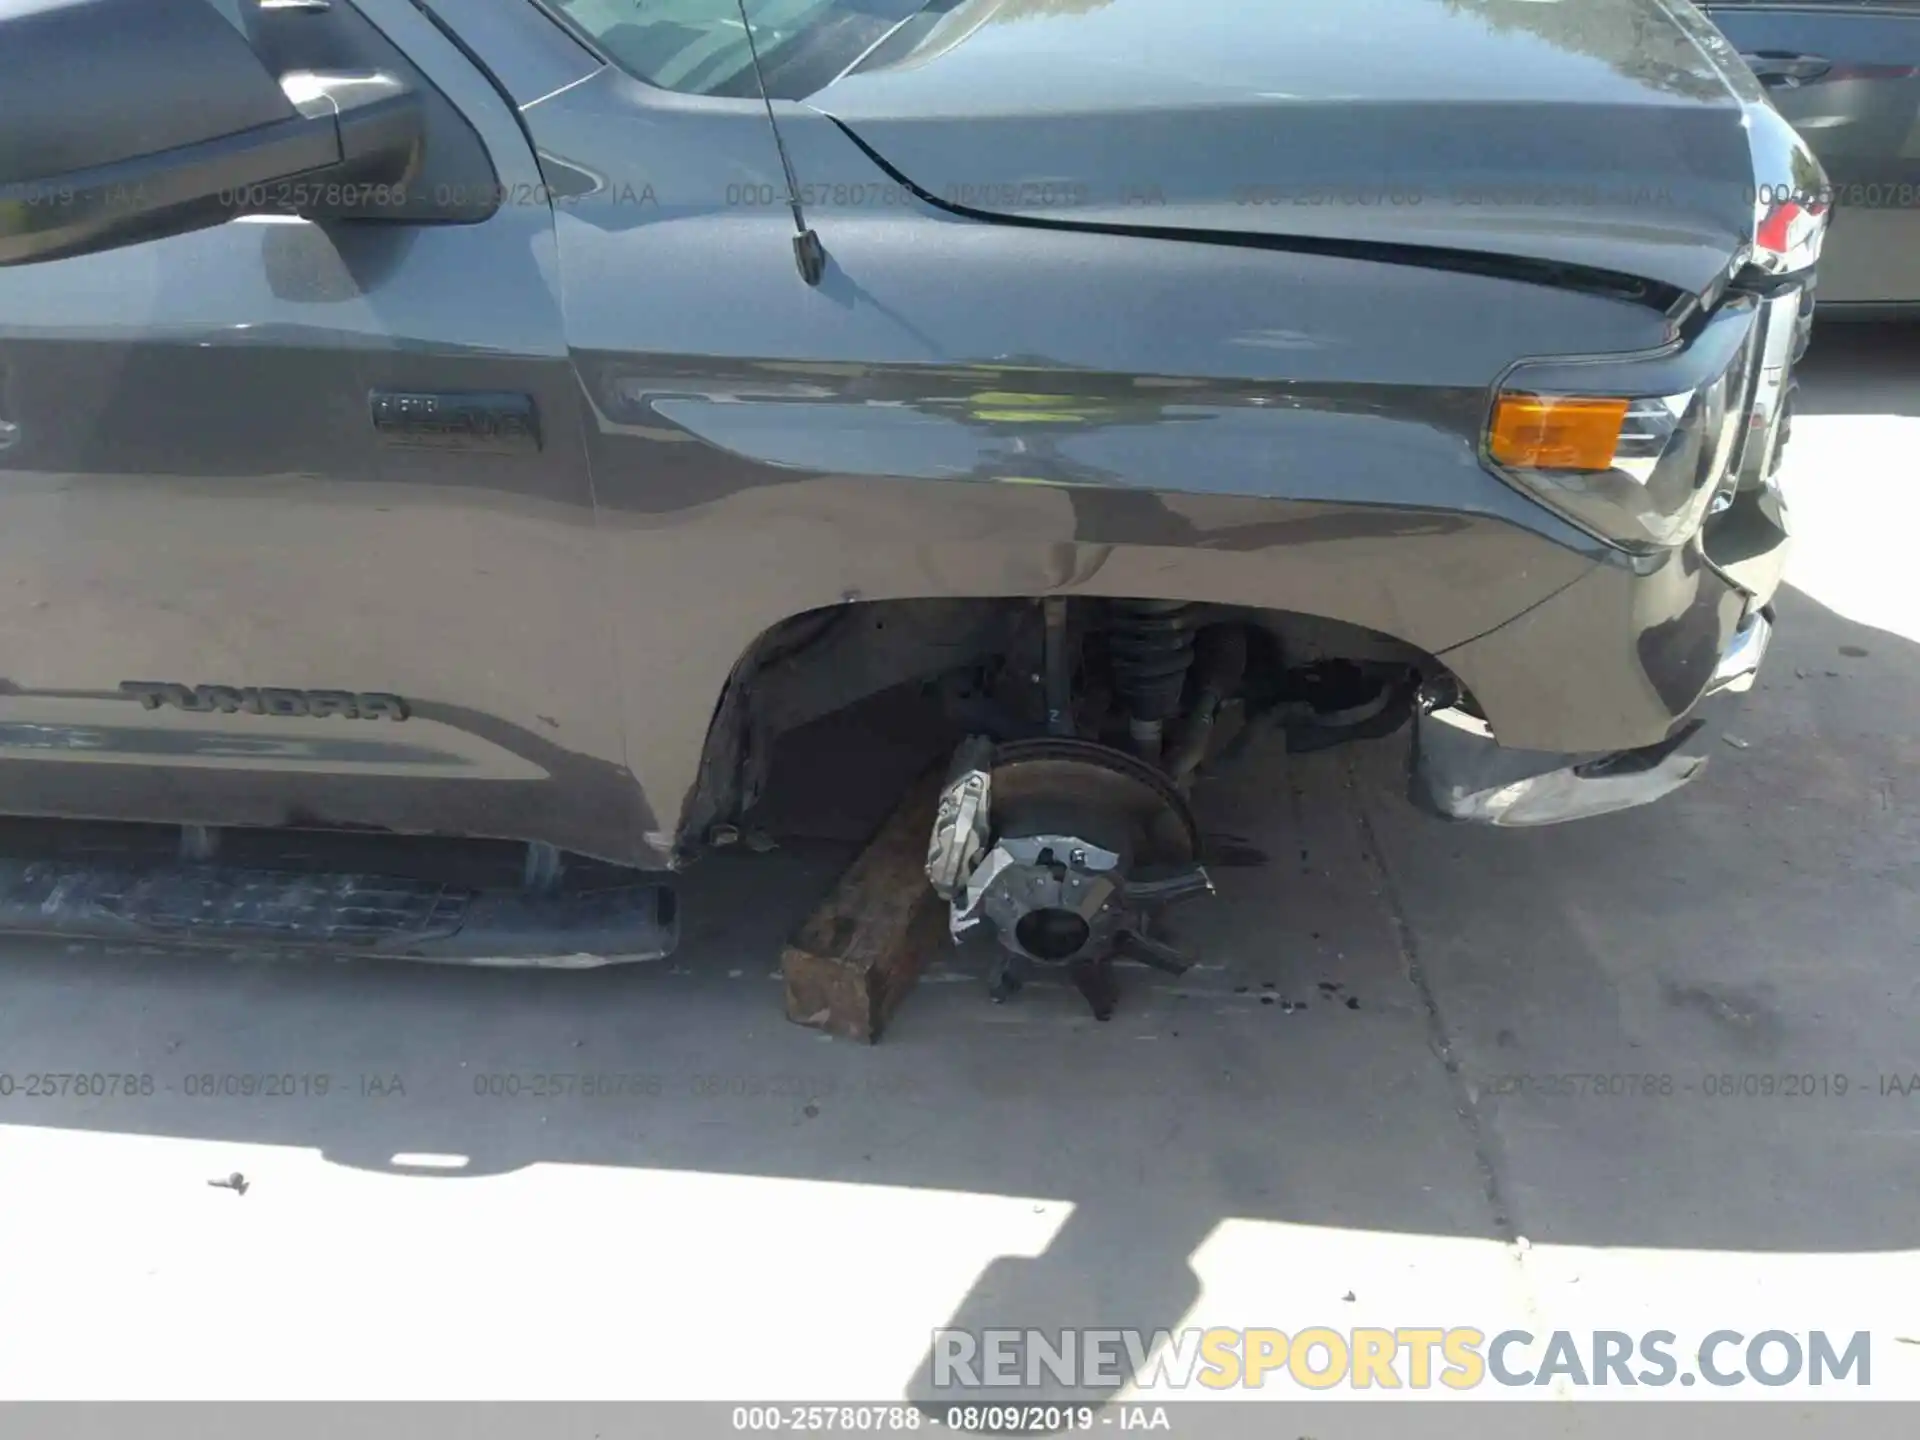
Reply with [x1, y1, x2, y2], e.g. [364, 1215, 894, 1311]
[937, 737, 1212, 1020]
[987, 737, 1203, 871]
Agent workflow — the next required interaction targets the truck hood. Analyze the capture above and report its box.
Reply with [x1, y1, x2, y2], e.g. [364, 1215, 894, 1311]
[809, 0, 1760, 298]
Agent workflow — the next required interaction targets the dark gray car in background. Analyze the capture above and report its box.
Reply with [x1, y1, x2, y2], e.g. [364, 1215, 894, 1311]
[0, 0, 1830, 984]
[1703, 0, 1920, 314]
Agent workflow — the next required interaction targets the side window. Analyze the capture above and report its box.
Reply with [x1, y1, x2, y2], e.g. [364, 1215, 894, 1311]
[544, 0, 930, 99]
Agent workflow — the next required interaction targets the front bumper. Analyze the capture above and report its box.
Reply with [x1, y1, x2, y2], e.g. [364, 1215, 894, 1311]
[1411, 606, 1771, 825]
[1411, 277, 1810, 826]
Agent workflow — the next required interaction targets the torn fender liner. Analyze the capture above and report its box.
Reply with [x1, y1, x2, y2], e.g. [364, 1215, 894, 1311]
[0, 861, 677, 964]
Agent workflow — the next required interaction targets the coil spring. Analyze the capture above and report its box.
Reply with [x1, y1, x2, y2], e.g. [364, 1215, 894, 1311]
[1108, 599, 1197, 722]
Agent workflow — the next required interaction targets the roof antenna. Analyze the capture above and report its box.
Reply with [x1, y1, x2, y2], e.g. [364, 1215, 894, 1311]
[735, 0, 826, 285]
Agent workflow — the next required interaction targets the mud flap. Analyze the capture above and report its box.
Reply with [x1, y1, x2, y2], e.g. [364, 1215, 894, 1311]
[0, 860, 677, 965]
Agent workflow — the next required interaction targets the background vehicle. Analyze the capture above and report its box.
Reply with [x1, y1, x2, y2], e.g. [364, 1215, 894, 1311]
[1704, 0, 1920, 314]
[0, 0, 1823, 968]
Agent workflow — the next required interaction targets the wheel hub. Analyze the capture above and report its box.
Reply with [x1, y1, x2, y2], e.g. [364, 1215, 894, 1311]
[928, 737, 1214, 1018]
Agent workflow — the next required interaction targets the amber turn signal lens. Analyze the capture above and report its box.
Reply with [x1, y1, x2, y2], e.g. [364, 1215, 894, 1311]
[1488, 395, 1630, 471]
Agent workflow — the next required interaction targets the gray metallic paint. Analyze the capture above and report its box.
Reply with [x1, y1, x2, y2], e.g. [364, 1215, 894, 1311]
[807, 0, 1762, 297]
[520, 65, 1665, 855]
[0, 0, 1807, 868]
[0, 0, 647, 861]
[413, 0, 604, 108]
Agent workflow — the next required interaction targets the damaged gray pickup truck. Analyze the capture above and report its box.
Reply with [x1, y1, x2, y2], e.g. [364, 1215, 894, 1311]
[0, 0, 1824, 996]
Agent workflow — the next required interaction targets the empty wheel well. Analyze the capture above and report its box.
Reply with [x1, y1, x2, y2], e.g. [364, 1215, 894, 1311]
[679, 596, 1455, 855]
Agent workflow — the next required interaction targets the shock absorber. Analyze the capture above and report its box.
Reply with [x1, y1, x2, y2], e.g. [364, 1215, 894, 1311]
[1107, 599, 1196, 764]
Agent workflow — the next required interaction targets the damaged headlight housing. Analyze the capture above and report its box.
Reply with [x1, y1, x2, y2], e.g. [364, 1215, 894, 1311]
[1484, 298, 1760, 554]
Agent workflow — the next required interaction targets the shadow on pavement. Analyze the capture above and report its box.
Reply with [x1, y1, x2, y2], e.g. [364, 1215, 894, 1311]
[0, 334, 1914, 1407]
[0, 581, 1910, 1405]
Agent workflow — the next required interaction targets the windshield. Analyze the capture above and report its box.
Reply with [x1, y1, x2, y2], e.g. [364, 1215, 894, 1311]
[548, 0, 938, 100]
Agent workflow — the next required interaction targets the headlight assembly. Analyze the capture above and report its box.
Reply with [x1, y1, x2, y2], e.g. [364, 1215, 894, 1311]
[1484, 297, 1760, 554]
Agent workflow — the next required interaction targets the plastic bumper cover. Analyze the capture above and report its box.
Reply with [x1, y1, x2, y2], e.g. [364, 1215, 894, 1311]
[1411, 606, 1772, 826]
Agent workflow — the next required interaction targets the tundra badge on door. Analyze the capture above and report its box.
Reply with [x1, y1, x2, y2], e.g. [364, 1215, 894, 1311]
[120, 683, 410, 721]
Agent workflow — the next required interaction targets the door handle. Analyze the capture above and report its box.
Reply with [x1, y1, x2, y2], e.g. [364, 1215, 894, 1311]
[1741, 51, 1833, 88]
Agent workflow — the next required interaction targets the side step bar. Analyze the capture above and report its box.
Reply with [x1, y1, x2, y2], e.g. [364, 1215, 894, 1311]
[0, 860, 678, 966]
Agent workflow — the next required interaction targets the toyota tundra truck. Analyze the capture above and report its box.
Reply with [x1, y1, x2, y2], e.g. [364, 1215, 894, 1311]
[0, 0, 1826, 996]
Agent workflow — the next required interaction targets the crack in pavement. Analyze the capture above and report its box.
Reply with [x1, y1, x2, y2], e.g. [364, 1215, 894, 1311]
[1348, 754, 1520, 1247]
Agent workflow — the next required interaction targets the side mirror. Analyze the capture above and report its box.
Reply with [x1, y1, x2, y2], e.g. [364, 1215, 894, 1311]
[0, 0, 425, 267]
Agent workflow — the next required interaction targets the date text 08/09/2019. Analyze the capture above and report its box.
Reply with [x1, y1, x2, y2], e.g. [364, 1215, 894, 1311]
[731, 1407, 1150, 1432]
[0, 1072, 405, 1099]
[1482, 1071, 1920, 1098]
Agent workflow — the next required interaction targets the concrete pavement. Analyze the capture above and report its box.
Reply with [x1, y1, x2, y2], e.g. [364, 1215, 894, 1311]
[0, 325, 1913, 1403]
